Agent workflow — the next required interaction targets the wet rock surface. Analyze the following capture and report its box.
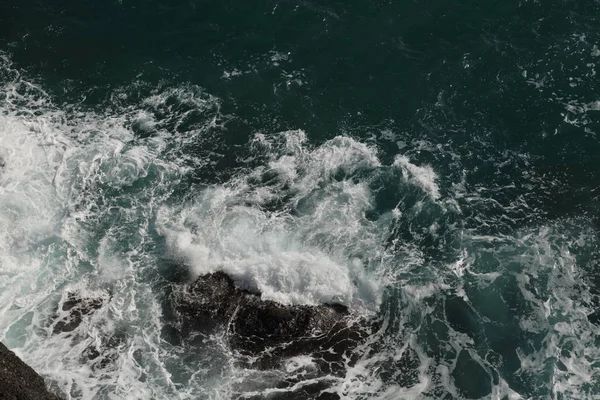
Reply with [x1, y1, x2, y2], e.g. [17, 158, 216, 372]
[0, 342, 62, 400]
[50, 290, 123, 372]
[171, 272, 372, 374]
[52, 291, 108, 334]
[52, 292, 107, 335]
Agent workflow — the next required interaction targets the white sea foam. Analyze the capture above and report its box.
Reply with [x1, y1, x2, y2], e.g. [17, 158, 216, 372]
[455, 219, 600, 399]
[7, 50, 587, 400]
[0, 53, 229, 399]
[0, 54, 414, 399]
[394, 155, 441, 200]
[156, 130, 385, 309]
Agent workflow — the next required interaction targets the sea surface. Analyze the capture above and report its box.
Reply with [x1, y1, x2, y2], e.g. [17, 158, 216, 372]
[1, 1, 600, 399]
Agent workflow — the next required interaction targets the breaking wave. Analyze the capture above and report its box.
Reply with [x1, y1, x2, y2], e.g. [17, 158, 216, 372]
[1, 49, 599, 400]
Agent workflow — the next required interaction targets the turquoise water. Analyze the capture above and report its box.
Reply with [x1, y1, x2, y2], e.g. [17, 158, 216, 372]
[1, 1, 600, 399]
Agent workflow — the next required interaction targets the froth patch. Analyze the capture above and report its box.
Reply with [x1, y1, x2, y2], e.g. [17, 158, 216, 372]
[0, 55, 448, 397]
[0, 58, 229, 397]
[161, 214, 356, 306]
[394, 155, 441, 200]
[157, 131, 386, 309]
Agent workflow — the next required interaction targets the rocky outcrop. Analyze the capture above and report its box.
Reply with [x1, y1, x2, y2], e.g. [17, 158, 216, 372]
[0, 342, 62, 400]
[171, 272, 371, 372]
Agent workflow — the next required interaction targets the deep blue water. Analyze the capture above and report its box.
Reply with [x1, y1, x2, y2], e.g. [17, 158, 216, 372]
[1, 1, 600, 399]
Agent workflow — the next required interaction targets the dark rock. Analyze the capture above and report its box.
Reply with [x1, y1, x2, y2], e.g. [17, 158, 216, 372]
[171, 271, 240, 334]
[50, 290, 124, 372]
[0, 342, 62, 400]
[52, 291, 108, 334]
[171, 272, 371, 372]
[79, 332, 127, 373]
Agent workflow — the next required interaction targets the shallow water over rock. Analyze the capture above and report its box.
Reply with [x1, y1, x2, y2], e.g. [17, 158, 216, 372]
[171, 271, 374, 374]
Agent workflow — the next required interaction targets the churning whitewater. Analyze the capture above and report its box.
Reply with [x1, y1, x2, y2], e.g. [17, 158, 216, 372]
[1, 14, 600, 397]
[0, 53, 432, 398]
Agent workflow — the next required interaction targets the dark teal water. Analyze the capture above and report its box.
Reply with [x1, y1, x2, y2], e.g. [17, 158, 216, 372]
[1, 1, 600, 399]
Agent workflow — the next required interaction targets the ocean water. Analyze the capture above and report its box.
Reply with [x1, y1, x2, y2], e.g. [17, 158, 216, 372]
[1, 0, 600, 399]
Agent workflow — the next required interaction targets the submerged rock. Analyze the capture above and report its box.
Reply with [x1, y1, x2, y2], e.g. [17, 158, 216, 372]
[52, 290, 108, 334]
[50, 290, 123, 372]
[0, 342, 62, 400]
[171, 272, 371, 372]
